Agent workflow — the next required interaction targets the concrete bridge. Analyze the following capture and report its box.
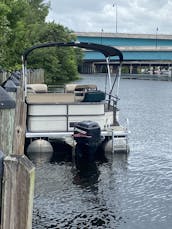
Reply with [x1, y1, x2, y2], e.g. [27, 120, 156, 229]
[75, 32, 172, 74]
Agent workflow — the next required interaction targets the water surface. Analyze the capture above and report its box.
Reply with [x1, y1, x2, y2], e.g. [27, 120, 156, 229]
[32, 76, 172, 229]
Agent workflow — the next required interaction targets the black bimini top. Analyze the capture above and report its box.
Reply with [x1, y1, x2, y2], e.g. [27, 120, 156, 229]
[22, 42, 123, 63]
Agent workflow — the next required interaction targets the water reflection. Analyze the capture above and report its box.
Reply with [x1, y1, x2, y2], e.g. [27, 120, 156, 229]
[72, 162, 100, 188]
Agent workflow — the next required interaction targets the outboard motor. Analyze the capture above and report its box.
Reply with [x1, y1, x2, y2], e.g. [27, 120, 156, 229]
[73, 121, 101, 171]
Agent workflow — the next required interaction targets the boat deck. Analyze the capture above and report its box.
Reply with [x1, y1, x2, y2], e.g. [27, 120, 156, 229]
[26, 125, 128, 138]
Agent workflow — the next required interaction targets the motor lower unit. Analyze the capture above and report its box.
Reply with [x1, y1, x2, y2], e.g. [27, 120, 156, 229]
[73, 121, 101, 170]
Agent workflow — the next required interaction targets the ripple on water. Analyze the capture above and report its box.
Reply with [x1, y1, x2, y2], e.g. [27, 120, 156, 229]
[32, 161, 128, 229]
[32, 78, 172, 229]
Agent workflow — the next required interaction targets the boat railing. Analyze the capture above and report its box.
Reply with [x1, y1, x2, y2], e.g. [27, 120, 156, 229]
[26, 83, 65, 93]
[105, 92, 119, 125]
[118, 112, 130, 135]
[48, 84, 65, 93]
[26, 83, 119, 108]
[106, 93, 119, 108]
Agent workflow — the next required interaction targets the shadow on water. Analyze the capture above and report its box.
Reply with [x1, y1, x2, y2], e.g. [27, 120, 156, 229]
[50, 139, 73, 163]
[72, 162, 100, 190]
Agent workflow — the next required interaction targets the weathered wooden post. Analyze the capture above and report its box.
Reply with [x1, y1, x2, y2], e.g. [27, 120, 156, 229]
[1, 155, 35, 229]
[0, 150, 4, 224]
[0, 72, 7, 85]
[0, 86, 16, 155]
[0, 82, 35, 229]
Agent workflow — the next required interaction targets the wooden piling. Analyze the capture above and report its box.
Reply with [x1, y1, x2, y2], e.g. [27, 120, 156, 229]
[0, 87, 16, 156]
[0, 79, 35, 228]
[1, 155, 35, 229]
[12, 88, 27, 155]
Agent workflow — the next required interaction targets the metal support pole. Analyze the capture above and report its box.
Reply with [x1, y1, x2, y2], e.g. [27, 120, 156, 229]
[116, 63, 122, 98]
[106, 57, 112, 89]
[155, 27, 158, 48]
[22, 56, 27, 98]
[112, 130, 115, 153]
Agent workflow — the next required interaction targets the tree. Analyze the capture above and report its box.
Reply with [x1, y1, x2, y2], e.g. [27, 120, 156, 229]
[0, 0, 83, 83]
[4, 0, 49, 69]
[0, 2, 11, 68]
[27, 23, 83, 83]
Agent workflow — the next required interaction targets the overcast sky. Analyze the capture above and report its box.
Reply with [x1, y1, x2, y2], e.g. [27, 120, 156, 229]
[44, 0, 172, 35]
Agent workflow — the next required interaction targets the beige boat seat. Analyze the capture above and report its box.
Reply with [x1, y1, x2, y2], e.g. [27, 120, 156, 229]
[27, 84, 48, 93]
[74, 84, 97, 101]
[65, 84, 77, 93]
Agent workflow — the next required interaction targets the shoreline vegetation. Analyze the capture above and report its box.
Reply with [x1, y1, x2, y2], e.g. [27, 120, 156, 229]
[0, 1, 82, 84]
[1, 71, 172, 87]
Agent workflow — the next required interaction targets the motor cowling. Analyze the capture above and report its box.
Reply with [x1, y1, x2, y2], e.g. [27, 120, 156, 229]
[74, 120, 101, 145]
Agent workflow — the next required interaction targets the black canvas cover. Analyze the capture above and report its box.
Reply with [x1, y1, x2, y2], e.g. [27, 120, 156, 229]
[23, 42, 123, 62]
[0, 86, 16, 109]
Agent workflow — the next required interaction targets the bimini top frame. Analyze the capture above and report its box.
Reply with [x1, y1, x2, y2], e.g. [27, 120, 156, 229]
[22, 42, 123, 97]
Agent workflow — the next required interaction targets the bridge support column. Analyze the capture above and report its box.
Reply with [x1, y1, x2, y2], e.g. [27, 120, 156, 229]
[132, 65, 138, 74]
[80, 62, 95, 74]
[110, 65, 113, 74]
[168, 66, 172, 78]
[112, 65, 119, 74]
[92, 63, 96, 73]
[129, 65, 133, 74]
[149, 65, 153, 74]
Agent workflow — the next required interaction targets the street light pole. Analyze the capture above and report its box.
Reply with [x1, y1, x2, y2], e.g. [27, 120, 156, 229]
[101, 28, 104, 44]
[113, 2, 118, 33]
[156, 27, 158, 48]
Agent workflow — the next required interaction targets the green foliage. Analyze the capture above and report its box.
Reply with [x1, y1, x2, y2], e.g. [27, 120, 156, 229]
[27, 22, 82, 83]
[0, 2, 11, 68]
[0, 0, 82, 83]
[121, 66, 129, 74]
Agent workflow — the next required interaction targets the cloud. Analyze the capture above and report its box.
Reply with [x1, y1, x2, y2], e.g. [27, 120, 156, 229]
[137, 0, 168, 10]
[44, 0, 172, 34]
